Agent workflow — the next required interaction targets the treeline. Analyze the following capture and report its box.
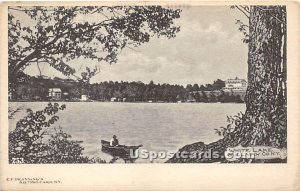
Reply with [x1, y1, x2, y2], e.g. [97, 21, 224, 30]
[12, 76, 243, 103]
[191, 91, 244, 103]
[89, 80, 185, 102]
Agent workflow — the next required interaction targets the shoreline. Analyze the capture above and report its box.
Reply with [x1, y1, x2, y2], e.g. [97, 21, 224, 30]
[8, 100, 245, 104]
[166, 138, 287, 163]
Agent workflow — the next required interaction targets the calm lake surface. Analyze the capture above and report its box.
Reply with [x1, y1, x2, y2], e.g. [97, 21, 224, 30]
[9, 102, 245, 163]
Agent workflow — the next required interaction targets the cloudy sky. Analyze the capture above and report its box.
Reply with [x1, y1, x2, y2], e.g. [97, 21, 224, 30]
[24, 6, 248, 85]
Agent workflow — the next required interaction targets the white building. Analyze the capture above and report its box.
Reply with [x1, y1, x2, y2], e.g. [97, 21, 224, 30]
[48, 88, 62, 100]
[8, 92, 12, 100]
[223, 77, 247, 91]
[81, 95, 88, 101]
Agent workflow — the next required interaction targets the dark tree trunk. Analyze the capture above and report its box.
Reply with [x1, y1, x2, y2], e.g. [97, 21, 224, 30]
[167, 6, 287, 163]
[233, 6, 287, 148]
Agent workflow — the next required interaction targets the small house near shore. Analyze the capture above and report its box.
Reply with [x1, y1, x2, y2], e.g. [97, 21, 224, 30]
[48, 88, 61, 100]
[8, 92, 12, 100]
[81, 95, 88, 101]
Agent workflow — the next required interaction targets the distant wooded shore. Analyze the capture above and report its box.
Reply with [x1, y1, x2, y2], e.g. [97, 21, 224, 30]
[10, 76, 246, 103]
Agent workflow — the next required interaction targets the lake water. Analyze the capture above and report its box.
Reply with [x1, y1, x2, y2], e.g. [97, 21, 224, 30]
[9, 102, 245, 163]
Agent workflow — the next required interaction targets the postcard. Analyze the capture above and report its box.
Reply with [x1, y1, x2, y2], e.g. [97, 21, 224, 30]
[0, 1, 299, 190]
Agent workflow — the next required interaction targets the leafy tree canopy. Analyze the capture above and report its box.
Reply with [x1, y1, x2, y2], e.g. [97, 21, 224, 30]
[8, 6, 181, 81]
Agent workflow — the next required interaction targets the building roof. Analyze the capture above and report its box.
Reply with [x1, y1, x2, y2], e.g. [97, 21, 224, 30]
[226, 78, 247, 83]
[49, 88, 62, 92]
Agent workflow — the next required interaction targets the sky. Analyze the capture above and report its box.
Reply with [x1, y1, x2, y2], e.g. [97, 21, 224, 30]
[22, 6, 248, 86]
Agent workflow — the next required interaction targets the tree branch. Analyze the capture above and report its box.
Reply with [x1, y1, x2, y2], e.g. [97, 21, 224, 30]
[240, 6, 250, 13]
[36, 60, 42, 76]
[235, 6, 250, 19]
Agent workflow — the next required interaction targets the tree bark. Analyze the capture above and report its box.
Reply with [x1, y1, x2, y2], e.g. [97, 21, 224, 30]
[167, 6, 287, 164]
[234, 6, 287, 148]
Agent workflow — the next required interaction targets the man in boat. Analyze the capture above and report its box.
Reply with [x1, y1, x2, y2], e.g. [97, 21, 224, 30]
[110, 135, 119, 147]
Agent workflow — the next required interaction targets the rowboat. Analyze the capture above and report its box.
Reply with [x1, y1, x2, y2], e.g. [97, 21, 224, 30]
[101, 140, 142, 159]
